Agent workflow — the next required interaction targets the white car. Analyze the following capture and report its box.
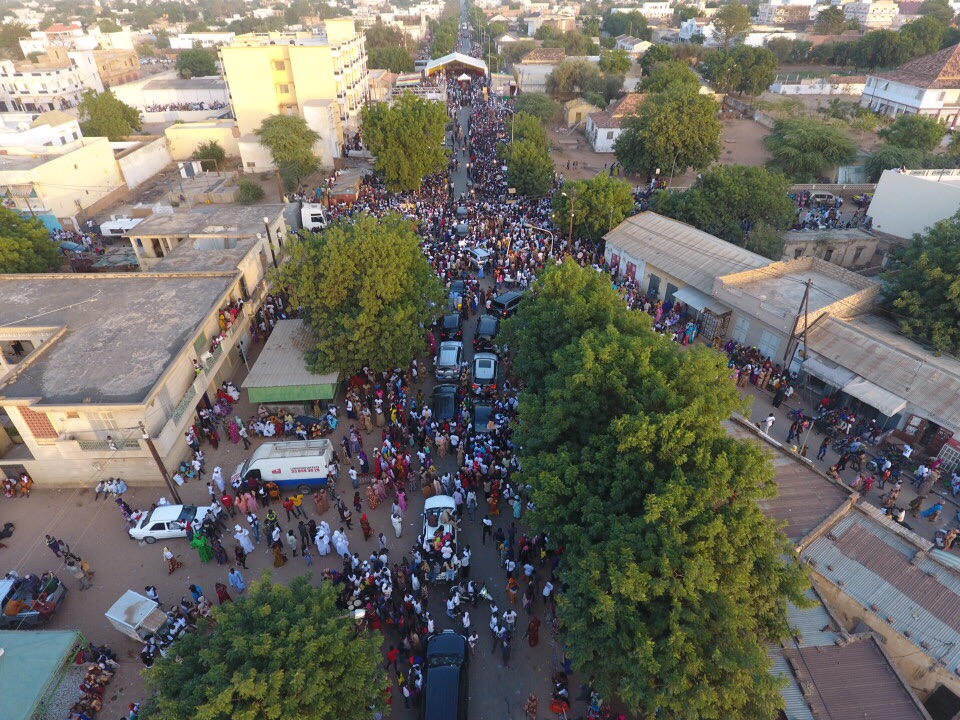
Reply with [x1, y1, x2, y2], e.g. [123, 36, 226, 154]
[129, 504, 219, 544]
[422, 494, 457, 556]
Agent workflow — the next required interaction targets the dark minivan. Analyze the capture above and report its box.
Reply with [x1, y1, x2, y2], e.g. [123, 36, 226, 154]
[488, 291, 523, 319]
[422, 630, 469, 720]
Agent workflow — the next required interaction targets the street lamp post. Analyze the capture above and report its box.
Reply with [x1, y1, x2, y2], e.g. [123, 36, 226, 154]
[561, 191, 576, 251]
[523, 221, 555, 258]
[139, 421, 181, 504]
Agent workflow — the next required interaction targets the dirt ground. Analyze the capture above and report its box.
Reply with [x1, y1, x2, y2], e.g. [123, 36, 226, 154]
[547, 116, 773, 188]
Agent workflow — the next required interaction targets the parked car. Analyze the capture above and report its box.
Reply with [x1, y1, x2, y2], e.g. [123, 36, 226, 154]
[471, 352, 500, 396]
[448, 279, 466, 311]
[438, 313, 463, 341]
[423, 630, 470, 720]
[129, 504, 220, 544]
[435, 341, 464, 381]
[0, 573, 67, 628]
[488, 291, 523, 318]
[473, 314, 500, 352]
[471, 401, 494, 434]
[809, 191, 838, 207]
[431, 384, 459, 421]
[467, 247, 492, 271]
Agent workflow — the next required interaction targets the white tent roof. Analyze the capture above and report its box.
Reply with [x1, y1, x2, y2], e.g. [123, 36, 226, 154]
[425, 52, 488, 76]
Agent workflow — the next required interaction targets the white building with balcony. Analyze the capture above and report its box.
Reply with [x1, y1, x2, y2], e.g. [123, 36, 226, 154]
[843, 1, 899, 29]
[859, 43, 960, 128]
[0, 57, 86, 112]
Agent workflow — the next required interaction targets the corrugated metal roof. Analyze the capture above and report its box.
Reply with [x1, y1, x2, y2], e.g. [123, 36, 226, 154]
[241, 319, 338, 390]
[802, 509, 960, 671]
[769, 644, 816, 720]
[782, 638, 931, 720]
[789, 588, 842, 648]
[604, 213, 770, 293]
[806, 315, 960, 430]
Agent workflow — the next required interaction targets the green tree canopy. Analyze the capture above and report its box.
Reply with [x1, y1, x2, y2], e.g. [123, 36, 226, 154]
[639, 43, 673, 75]
[552, 173, 636, 242]
[139, 576, 387, 720]
[98, 18, 122, 33]
[900, 16, 946, 55]
[504, 260, 810, 718]
[814, 6, 847, 35]
[276, 213, 445, 374]
[368, 45, 414, 72]
[713, 3, 752, 48]
[77, 90, 142, 140]
[614, 86, 722, 177]
[763, 117, 857, 181]
[431, 17, 459, 56]
[766, 38, 813, 63]
[255, 114, 320, 189]
[535, 27, 598, 55]
[0, 207, 60, 273]
[361, 93, 448, 192]
[702, 46, 778, 95]
[918, 0, 955, 24]
[176, 47, 217, 78]
[639, 60, 701, 93]
[651, 164, 795, 258]
[863, 144, 924, 181]
[599, 48, 632, 75]
[882, 212, 960, 354]
[509, 111, 549, 146]
[237, 178, 266, 204]
[365, 20, 411, 51]
[878, 113, 948, 152]
[0, 22, 28, 60]
[603, 10, 651, 39]
[546, 59, 602, 97]
[512, 92, 561, 122]
[504, 137, 555, 195]
[501, 39, 537, 64]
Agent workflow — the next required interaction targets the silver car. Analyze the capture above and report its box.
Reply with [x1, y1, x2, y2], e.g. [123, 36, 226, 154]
[435, 341, 464, 381]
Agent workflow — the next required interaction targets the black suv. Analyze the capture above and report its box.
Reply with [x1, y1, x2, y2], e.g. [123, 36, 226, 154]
[431, 384, 459, 421]
[423, 630, 469, 720]
[473, 314, 500, 351]
[489, 291, 523, 319]
[438, 313, 463, 341]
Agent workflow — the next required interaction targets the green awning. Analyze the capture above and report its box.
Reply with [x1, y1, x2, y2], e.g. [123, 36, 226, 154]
[247, 383, 337, 403]
[242, 320, 339, 404]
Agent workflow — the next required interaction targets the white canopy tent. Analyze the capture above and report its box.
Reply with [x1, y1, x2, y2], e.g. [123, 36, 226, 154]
[425, 52, 488, 77]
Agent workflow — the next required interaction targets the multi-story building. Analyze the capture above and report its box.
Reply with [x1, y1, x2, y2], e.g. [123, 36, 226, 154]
[219, 19, 368, 171]
[0, 57, 86, 112]
[0, 110, 82, 149]
[756, 0, 815, 25]
[843, 1, 899, 29]
[169, 32, 237, 50]
[859, 43, 960, 128]
[0, 207, 285, 488]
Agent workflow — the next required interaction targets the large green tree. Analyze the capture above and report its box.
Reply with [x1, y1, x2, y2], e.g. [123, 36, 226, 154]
[504, 137, 555, 196]
[614, 86, 721, 177]
[603, 10, 651, 39]
[881, 212, 960, 354]
[878, 113, 948, 152]
[139, 576, 387, 720]
[814, 6, 847, 35]
[176, 47, 217, 78]
[255, 114, 320, 189]
[276, 213, 444, 374]
[918, 0, 955, 25]
[552, 174, 636, 242]
[599, 48, 632, 75]
[512, 92, 561, 122]
[362, 93, 448, 192]
[77, 90, 142, 140]
[763, 117, 857, 182]
[504, 261, 810, 719]
[901, 16, 946, 55]
[546, 59, 603, 97]
[639, 44, 673, 76]
[509, 111, 549, 146]
[639, 60, 701, 93]
[701, 46, 778, 96]
[863, 144, 924, 181]
[712, 3, 751, 48]
[651, 164, 795, 258]
[368, 46, 414, 72]
[0, 207, 60, 273]
[0, 22, 28, 59]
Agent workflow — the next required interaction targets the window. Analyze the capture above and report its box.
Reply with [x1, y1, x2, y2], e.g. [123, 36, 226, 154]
[273, 60, 285, 71]
[794, 248, 804, 259]
[938, 91, 946, 102]
[823, 248, 833, 262]
[883, 82, 889, 91]
[732, 315, 750, 343]
[277, 83, 290, 93]
[606, 130, 614, 139]
[852, 246, 865, 263]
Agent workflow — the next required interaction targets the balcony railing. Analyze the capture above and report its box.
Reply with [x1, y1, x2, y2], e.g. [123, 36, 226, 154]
[172, 385, 198, 424]
[77, 438, 141, 451]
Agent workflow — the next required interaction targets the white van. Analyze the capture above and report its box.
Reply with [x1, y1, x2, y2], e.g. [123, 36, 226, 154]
[300, 202, 329, 232]
[422, 494, 457, 555]
[232, 438, 334, 492]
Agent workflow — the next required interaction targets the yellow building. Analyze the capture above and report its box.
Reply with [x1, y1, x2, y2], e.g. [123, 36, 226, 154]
[219, 19, 368, 171]
[0, 136, 126, 230]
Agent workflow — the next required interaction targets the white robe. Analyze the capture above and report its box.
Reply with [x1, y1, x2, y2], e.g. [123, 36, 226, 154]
[332, 530, 350, 558]
[234, 528, 255, 554]
[316, 530, 331, 556]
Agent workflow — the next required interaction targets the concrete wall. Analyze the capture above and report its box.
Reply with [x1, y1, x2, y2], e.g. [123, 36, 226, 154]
[141, 109, 227, 124]
[114, 136, 173, 190]
[869, 170, 960, 240]
[165, 120, 240, 161]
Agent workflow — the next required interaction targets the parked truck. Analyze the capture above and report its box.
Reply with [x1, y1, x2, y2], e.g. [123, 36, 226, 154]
[231, 438, 334, 493]
[105, 590, 170, 642]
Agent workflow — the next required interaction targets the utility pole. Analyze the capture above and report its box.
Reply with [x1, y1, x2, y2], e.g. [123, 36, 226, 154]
[139, 421, 181, 504]
[568, 210, 575, 251]
[784, 278, 812, 364]
[275, 170, 285, 202]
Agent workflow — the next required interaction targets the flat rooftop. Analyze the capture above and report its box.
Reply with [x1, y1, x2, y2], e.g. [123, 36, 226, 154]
[143, 76, 226, 90]
[127, 203, 287, 238]
[0, 273, 237, 405]
[149, 235, 260, 273]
